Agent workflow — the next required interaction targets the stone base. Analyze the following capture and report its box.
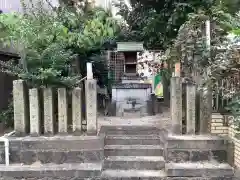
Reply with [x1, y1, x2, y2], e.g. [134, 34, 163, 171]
[0, 136, 103, 165]
[0, 163, 102, 179]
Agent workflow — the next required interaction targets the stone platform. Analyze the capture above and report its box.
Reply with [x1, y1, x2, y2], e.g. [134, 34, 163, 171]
[0, 126, 236, 180]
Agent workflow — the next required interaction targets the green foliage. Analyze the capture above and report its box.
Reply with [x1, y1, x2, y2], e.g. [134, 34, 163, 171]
[116, 0, 240, 50]
[226, 96, 240, 131]
[0, 0, 121, 88]
[0, 100, 14, 128]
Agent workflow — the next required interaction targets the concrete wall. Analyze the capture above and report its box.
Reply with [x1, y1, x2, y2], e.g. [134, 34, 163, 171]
[210, 113, 240, 169]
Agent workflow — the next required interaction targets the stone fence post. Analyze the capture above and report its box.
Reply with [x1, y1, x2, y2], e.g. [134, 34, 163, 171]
[13, 80, 29, 135]
[29, 88, 41, 136]
[186, 83, 196, 134]
[199, 87, 212, 134]
[170, 76, 182, 134]
[85, 79, 97, 135]
[85, 62, 97, 135]
[43, 88, 55, 135]
[58, 88, 68, 134]
[72, 87, 82, 134]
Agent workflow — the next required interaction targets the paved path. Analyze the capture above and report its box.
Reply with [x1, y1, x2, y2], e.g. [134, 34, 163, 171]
[97, 108, 171, 132]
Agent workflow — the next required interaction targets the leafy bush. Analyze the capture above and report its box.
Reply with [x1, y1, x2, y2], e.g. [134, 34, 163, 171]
[0, 0, 121, 88]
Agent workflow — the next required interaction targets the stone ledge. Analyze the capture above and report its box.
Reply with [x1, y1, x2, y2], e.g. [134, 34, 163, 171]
[1, 149, 104, 165]
[212, 114, 224, 119]
[0, 163, 102, 178]
[8, 136, 104, 151]
[101, 169, 166, 178]
[166, 149, 227, 163]
[166, 162, 234, 177]
[167, 135, 226, 150]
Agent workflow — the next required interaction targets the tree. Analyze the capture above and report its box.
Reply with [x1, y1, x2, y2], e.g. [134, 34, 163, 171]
[116, 0, 240, 50]
[0, 0, 121, 88]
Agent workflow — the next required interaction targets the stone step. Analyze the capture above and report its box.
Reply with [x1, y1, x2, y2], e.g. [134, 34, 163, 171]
[99, 126, 166, 136]
[105, 135, 164, 145]
[103, 156, 165, 170]
[101, 169, 166, 179]
[166, 162, 234, 177]
[104, 145, 164, 156]
[0, 163, 102, 179]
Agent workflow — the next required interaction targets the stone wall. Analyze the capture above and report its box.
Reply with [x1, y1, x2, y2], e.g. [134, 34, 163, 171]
[210, 113, 229, 136]
[210, 113, 240, 169]
[0, 136, 103, 165]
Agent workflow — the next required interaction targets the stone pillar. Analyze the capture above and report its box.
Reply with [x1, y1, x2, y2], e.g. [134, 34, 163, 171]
[199, 87, 212, 134]
[58, 88, 68, 134]
[85, 79, 97, 135]
[186, 83, 196, 134]
[13, 80, 29, 135]
[29, 88, 41, 136]
[170, 77, 182, 134]
[43, 88, 55, 135]
[72, 87, 82, 134]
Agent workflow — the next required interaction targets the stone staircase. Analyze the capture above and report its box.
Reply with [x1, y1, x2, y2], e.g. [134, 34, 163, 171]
[101, 126, 167, 179]
[0, 126, 236, 179]
[100, 126, 234, 180]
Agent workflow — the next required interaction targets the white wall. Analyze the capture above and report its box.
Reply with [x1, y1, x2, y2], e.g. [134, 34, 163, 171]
[0, 0, 59, 13]
[94, 0, 130, 17]
[0, 0, 130, 17]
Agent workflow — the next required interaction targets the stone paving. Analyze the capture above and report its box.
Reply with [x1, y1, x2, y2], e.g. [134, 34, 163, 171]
[97, 107, 171, 132]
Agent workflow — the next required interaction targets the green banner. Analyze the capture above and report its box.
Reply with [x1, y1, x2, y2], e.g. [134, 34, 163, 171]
[154, 73, 163, 98]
